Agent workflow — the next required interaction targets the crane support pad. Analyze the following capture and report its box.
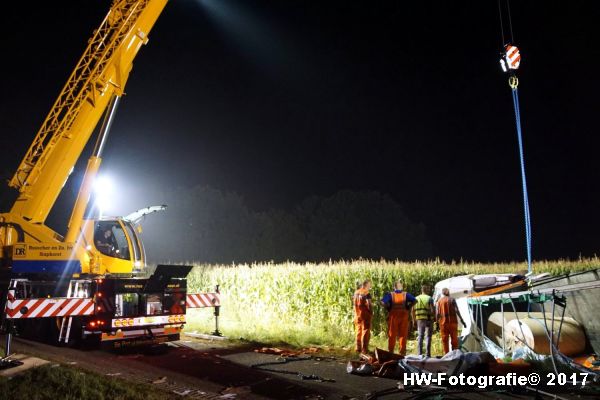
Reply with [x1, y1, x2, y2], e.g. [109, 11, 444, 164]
[5, 297, 94, 319]
[186, 293, 220, 308]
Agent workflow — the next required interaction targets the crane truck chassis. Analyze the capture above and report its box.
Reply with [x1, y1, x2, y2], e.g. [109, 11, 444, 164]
[2, 266, 220, 349]
[0, 0, 220, 350]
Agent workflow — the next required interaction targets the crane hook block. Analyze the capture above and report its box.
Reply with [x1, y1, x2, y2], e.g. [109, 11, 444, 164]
[500, 44, 521, 73]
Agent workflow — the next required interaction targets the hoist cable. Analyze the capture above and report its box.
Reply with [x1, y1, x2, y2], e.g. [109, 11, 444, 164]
[510, 87, 532, 274]
[499, 0, 530, 272]
[497, 0, 506, 45]
[506, 0, 515, 44]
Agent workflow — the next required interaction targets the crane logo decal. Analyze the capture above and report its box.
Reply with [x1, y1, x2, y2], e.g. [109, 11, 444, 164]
[14, 245, 26, 257]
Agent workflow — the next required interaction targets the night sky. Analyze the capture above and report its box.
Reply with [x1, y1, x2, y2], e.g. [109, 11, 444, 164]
[1, 1, 599, 262]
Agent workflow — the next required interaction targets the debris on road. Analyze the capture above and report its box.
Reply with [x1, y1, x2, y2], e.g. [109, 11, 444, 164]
[254, 347, 320, 357]
[221, 385, 252, 395]
[184, 332, 228, 341]
[346, 361, 373, 376]
[0, 354, 49, 377]
[250, 354, 336, 383]
[173, 388, 193, 396]
[347, 348, 403, 378]
[401, 350, 496, 376]
[152, 376, 168, 384]
[299, 373, 335, 383]
[347, 348, 520, 381]
[573, 354, 600, 371]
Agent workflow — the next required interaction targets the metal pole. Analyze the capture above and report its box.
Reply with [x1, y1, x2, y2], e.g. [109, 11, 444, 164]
[1, 283, 24, 368]
[93, 95, 121, 157]
[212, 306, 221, 337]
[501, 301, 506, 356]
[3, 284, 14, 358]
[479, 304, 484, 335]
[212, 284, 222, 337]
[4, 321, 12, 358]
[550, 293, 556, 352]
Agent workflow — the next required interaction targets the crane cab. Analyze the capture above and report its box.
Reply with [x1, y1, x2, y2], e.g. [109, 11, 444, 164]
[3, 217, 145, 278]
[82, 218, 146, 276]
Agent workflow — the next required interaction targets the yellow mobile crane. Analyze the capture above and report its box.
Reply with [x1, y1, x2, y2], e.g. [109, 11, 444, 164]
[0, 0, 218, 348]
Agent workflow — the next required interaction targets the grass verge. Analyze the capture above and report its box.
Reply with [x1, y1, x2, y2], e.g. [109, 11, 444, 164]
[0, 364, 168, 400]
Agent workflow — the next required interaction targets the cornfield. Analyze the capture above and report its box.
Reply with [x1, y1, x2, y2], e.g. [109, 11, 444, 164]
[186, 258, 598, 351]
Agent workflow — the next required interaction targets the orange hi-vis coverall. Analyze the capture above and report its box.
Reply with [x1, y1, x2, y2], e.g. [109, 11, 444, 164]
[353, 288, 372, 353]
[437, 296, 459, 354]
[387, 292, 410, 355]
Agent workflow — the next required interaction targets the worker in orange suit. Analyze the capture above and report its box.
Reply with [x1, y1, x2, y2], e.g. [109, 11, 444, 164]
[169, 291, 184, 314]
[381, 281, 416, 355]
[435, 288, 466, 354]
[353, 279, 373, 354]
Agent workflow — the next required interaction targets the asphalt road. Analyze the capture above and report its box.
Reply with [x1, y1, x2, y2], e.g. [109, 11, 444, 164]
[1, 335, 596, 399]
[0, 334, 416, 399]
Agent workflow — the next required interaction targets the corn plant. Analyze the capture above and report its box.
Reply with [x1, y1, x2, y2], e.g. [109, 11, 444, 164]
[186, 258, 597, 351]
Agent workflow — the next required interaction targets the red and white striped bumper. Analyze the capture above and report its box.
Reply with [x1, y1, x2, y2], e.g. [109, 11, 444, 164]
[5, 298, 95, 319]
[186, 292, 220, 308]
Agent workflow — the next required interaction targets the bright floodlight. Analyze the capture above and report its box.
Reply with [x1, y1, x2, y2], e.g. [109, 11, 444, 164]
[94, 176, 114, 195]
[94, 176, 114, 217]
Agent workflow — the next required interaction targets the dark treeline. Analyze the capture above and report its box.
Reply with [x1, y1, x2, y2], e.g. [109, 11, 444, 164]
[140, 186, 432, 264]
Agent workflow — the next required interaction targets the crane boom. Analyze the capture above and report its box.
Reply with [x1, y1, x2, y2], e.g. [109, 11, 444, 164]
[9, 0, 168, 223]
